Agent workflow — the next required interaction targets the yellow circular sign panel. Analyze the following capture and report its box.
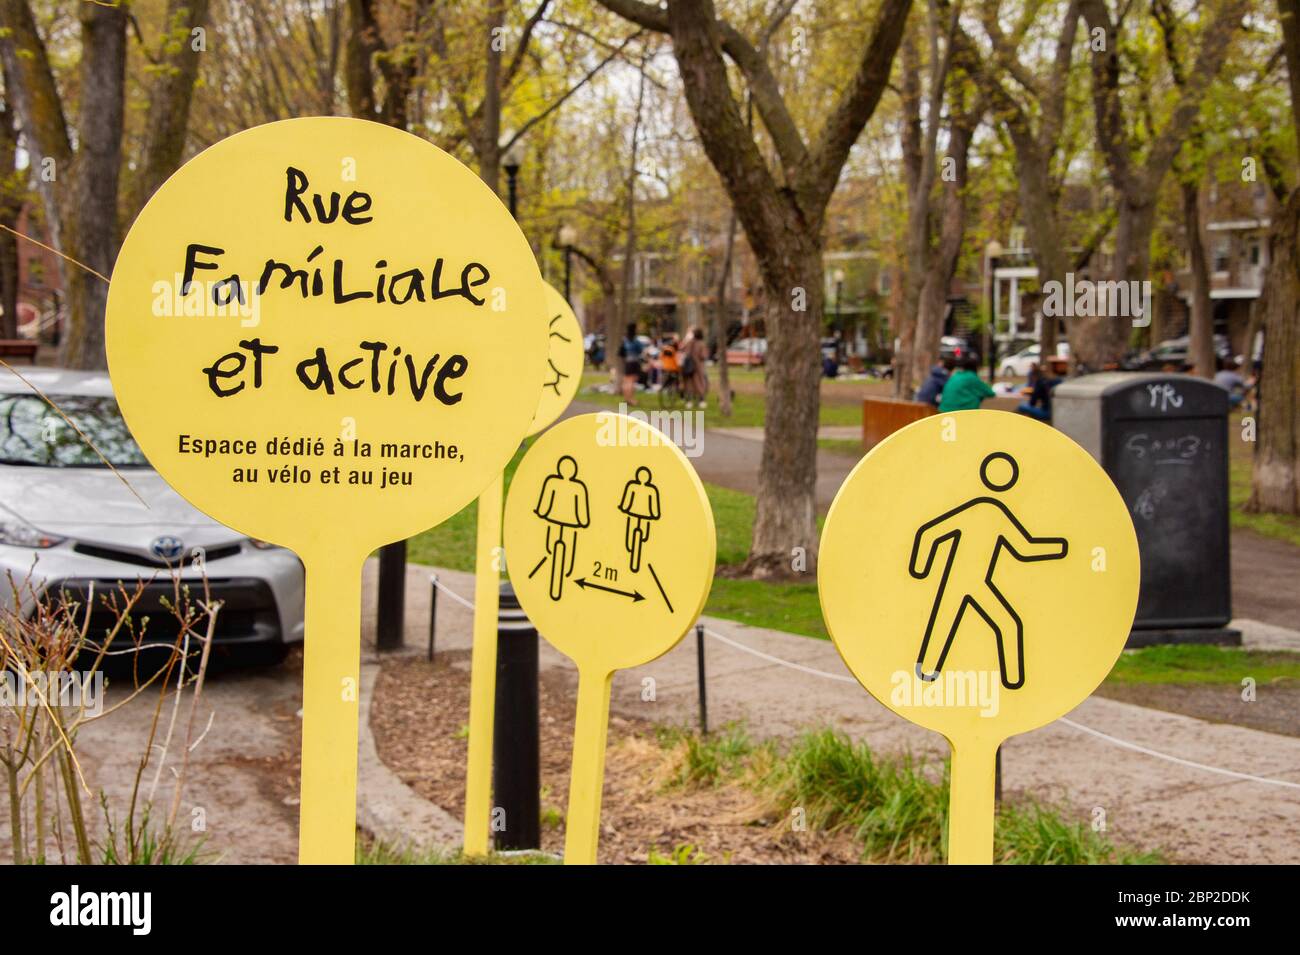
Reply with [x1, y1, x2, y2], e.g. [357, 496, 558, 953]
[526, 283, 584, 437]
[106, 117, 547, 555]
[504, 412, 715, 674]
[819, 410, 1140, 742]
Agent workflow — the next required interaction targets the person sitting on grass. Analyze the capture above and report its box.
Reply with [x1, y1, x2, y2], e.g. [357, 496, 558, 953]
[939, 356, 995, 412]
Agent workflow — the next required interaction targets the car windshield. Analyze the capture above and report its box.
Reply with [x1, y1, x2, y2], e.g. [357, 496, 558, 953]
[0, 392, 149, 468]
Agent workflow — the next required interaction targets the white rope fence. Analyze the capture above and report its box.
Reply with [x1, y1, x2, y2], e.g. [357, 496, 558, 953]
[429, 576, 1300, 791]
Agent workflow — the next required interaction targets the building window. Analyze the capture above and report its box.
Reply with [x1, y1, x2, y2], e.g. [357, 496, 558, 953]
[1212, 238, 1230, 273]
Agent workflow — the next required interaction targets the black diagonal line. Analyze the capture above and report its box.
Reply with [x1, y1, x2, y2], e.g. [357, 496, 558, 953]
[647, 563, 673, 613]
[527, 555, 547, 579]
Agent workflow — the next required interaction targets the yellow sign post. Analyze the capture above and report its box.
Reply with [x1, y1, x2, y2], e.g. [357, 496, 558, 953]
[818, 410, 1139, 864]
[105, 117, 548, 864]
[502, 412, 715, 864]
[463, 282, 584, 856]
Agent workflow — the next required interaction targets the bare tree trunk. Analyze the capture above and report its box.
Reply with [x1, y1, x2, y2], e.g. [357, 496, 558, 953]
[0, 89, 18, 340]
[59, 0, 127, 370]
[1072, 197, 1156, 370]
[751, 239, 823, 577]
[125, 0, 212, 220]
[714, 207, 737, 417]
[1184, 180, 1216, 377]
[1248, 187, 1300, 514]
[601, 0, 912, 574]
[909, 103, 977, 390]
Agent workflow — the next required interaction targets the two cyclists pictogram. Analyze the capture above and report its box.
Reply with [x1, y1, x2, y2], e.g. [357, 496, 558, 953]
[530, 457, 670, 607]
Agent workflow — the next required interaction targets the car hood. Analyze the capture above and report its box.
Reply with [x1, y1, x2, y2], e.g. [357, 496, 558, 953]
[0, 466, 243, 553]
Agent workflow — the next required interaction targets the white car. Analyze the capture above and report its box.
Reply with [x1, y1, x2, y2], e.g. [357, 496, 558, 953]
[0, 368, 304, 661]
[999, 342, 1070, 379]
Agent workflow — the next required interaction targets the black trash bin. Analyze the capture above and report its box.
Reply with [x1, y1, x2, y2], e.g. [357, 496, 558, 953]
[1054, 372, 1240, 647]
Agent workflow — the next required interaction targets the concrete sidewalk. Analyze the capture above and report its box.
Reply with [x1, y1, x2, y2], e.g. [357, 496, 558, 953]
[379, 560, 1300, 863]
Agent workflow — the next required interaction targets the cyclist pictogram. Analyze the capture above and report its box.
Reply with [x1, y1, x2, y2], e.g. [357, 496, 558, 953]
[532, 455, 590, 600]
[618, 466, 661, 572]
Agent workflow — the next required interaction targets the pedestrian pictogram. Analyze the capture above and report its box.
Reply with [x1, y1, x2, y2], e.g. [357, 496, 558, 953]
[912, 451, 1068, 690]
[503, 412, 715, 864]
[819, 410, 1139, 865]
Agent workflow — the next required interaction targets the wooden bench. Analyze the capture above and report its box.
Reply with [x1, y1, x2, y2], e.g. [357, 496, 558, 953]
[862, 396, 935, 449]
[0, 339, 39, 363]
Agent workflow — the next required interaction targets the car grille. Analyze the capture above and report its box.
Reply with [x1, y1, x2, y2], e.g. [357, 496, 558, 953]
[41, 577, 281, 647]
[72, 541, 242, 569]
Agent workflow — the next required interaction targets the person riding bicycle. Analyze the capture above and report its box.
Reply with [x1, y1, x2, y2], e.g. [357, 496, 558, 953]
[618, 466, 660, 572]
[535, 455, 590, 597]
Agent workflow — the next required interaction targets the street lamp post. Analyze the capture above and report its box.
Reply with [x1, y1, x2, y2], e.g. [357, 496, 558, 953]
[833, 267, 846, 363]
[558, 223, 578, 304]
[503, 145, 522, 218]
[985, 240, 1004, 383]
[495, 140, 540, 851]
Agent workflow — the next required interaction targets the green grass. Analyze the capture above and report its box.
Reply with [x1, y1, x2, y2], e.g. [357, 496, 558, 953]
[817, 437, 865, 458]
[1230, 457, 1300, 547]
[655, 722, 754, 788]
[357, 839, 559, 865]
[578, 369, 864, 429]
[759, 729, 1163, 865]
[1105, 645, 1300, 686]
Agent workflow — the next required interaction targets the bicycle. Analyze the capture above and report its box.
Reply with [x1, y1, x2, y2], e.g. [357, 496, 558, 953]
[658, 371, 686, 408]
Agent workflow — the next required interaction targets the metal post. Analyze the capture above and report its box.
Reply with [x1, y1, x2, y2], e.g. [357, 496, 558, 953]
[695, 623, 708, 736]
[986, 255, 1000, 383]
[375, 540, 406, 652]
[492, 582, 540, 850]
[427, 574, 438, 661]
[506, 169, 518, 218]
[564, 246, 572, 304]
[995, 746, 1003, 806]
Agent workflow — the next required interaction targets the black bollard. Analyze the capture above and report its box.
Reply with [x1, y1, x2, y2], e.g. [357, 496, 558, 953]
[375, 540, 407, 652]
[696, 623, 708, 736]
[492, 581, 540, 850]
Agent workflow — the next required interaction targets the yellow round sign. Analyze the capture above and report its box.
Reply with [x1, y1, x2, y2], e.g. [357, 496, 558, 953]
[818, 410, 1139, 864]
[820, 410, 1139, 741]
[504, 412, 715, 673]
[105, 117, 547, 555]
[105, 117, 549, 865]
[526, 283, 584, 436]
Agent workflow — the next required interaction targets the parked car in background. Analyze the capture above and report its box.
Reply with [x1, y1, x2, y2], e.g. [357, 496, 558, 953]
[1123, 334, 1231, 371]
[999, 342, 1071, 378]
[726, 337, 767, 366]
[0, 368, 304, 664]
[939, 335, 979, 365]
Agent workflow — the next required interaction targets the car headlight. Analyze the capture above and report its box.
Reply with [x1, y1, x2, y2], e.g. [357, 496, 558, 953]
[247, 538, 283, 550]
[0, 517, 64, 548]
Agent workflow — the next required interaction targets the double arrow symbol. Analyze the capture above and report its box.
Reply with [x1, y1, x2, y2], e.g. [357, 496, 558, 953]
[574, 578, 645, 602]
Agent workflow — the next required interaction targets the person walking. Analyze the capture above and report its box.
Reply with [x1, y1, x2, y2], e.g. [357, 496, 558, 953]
[939, 356, 995, 412]
[617, 323, 644, 405]
[682, 326, 710, 409]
